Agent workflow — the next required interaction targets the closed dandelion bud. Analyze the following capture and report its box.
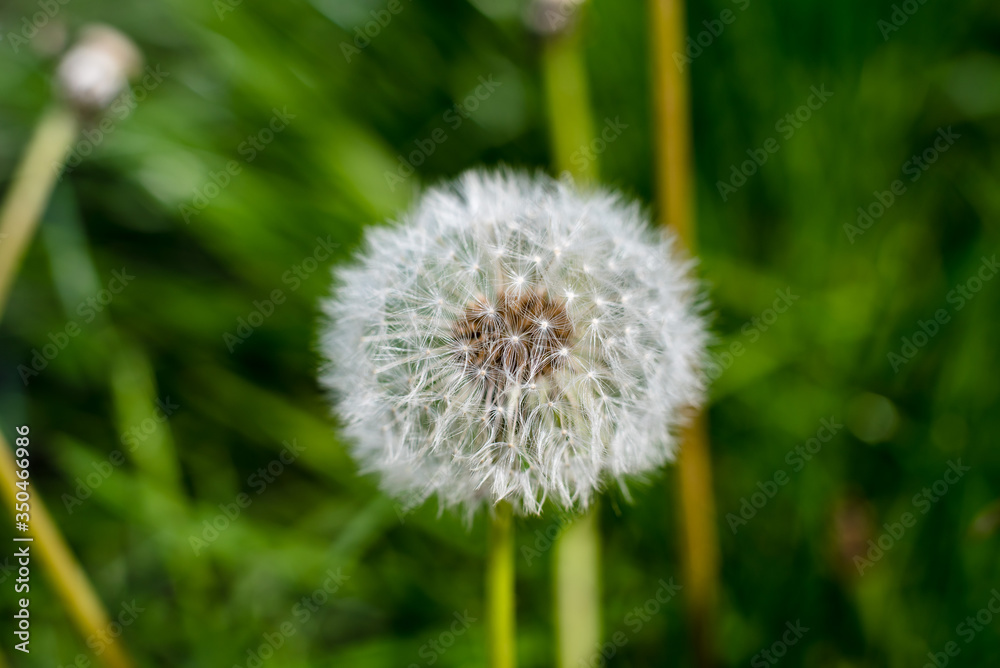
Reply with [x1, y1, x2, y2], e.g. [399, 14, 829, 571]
[320, 169, 707, 517]
[56, 24, 141, 114]
[525, 0, 583, 36]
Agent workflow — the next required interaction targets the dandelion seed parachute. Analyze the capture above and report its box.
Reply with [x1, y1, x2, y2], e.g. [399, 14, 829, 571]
[320, 169, 707, 517]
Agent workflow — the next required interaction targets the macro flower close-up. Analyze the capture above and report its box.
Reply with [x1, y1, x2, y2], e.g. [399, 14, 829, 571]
[321, 169, 706, 516]
[1, 0, 997, 667]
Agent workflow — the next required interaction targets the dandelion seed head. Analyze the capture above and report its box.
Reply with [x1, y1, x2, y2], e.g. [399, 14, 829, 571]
[320, 169, 707, 517]
[57, 25, 142, 113]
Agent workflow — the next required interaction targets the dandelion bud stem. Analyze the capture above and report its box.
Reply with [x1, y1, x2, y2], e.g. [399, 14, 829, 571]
[0, 107, 77, 322]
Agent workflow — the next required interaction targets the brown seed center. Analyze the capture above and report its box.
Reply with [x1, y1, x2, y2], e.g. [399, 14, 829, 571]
[452, 289, 573, 383]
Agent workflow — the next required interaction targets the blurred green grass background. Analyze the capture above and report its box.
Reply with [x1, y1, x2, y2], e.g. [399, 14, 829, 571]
[1, 0, 999, 666]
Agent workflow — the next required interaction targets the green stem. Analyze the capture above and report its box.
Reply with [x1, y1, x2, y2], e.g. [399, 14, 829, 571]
[541, 30, 597, 184]
[553, 505, 601, 668]
[0, 106, 77, 323]
[540, 9, 603, 668]
[487, 501, 515, 668]
[0, 432, 135, 668]
[650, 1, 718, 665]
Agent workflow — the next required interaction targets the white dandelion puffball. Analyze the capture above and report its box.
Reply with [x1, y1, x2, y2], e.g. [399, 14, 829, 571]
[320, 169, 707, 516]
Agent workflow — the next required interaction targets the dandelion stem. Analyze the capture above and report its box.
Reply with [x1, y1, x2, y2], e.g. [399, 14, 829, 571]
[541, 28, 597, 184]
[0, 432, 136, 668]
[0, 106, 77, 323]
[540, 8, 603, 668]
[650, 1, 719, 665]
[650, 0, 694, 249]
[553, 506, 600, 668]
[486, 500, 516, 668]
